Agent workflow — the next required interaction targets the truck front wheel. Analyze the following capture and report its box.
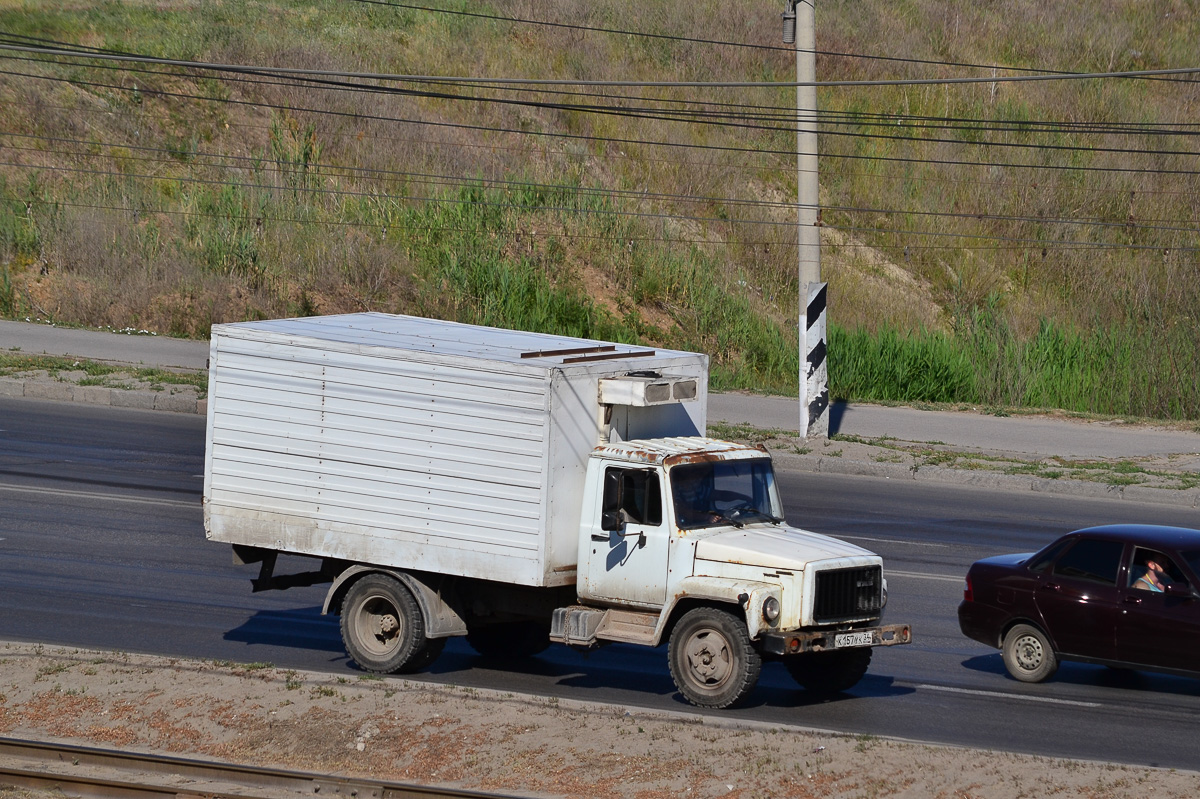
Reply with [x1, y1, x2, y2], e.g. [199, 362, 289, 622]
[340, 574, 435, 674]
[785, 648, 872, 694]
[668, 607, 762, 709]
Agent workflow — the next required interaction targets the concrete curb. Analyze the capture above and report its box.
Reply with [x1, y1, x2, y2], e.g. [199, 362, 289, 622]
[0, 376, 207, 416]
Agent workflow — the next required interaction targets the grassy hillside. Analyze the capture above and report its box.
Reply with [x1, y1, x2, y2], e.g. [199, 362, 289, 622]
[1, 0, 1197, 416]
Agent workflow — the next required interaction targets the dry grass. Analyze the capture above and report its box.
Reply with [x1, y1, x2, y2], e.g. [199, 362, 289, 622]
[1, 0, 1197, 405]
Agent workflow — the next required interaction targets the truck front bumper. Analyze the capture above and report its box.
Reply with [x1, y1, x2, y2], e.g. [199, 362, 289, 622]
[759, 623, 912, 656]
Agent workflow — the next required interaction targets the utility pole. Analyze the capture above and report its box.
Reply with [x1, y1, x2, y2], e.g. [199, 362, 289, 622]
[783, 1, 828, 438]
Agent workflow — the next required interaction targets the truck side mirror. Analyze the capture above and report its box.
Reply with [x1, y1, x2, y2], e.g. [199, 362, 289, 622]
[601, 510, 626, 531]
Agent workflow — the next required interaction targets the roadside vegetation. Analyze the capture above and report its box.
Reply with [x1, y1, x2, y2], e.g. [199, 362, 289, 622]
[0, 351, 208, 396]
[708, 421, 1200, 492]
[0, 1, 1196, 416]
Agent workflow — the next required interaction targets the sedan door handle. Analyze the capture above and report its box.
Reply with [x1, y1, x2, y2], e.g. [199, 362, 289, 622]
[1123, 595, 1143, 605]
[1039, 583, 1061, 593]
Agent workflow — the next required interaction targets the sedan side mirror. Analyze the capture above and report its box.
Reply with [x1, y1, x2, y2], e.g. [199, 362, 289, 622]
[1164, 583, 1196, 599]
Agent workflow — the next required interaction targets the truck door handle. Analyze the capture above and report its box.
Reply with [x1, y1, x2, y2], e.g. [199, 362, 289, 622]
[591, 534, 608, 542]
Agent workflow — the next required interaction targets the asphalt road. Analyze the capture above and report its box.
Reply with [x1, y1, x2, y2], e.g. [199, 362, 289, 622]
[2, 397, 1200, 770]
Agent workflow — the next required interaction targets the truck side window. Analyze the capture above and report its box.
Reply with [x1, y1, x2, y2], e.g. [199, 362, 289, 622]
[603, 468, 662, 527]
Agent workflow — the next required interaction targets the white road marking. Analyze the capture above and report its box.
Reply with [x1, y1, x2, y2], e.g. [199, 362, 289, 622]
[918, 684, 1102, 708]
[0, 482, 197, 509]
[888, 570, 964, 583]
[838, 535, 950, 548]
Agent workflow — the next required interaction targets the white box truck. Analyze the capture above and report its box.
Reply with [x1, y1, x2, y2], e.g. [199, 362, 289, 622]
[204, 313, 911, 708]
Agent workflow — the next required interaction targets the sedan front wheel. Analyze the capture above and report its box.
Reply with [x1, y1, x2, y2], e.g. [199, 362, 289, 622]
[1002, 623, 1058, 683]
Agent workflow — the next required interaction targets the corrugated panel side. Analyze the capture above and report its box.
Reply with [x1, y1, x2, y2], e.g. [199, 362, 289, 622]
[204, 335, 553, 586]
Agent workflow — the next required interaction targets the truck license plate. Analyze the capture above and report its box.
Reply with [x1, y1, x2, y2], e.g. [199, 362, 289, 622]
[834, 631, 874, 648]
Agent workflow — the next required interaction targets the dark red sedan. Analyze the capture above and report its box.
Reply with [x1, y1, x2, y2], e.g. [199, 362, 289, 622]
[958, 524, 1200, 682]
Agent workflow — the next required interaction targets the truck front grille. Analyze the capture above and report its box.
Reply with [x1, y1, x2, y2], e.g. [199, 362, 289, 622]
[813, 566, 882, 623]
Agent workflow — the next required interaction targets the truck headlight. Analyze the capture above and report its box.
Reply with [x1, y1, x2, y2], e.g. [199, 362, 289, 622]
[762, 596, 780, 623]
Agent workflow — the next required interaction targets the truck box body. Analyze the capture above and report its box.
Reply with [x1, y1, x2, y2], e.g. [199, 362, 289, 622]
[203, 313, 707, 587]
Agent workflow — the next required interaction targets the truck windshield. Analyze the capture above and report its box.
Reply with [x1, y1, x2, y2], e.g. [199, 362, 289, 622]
[670, 459, 784, 530]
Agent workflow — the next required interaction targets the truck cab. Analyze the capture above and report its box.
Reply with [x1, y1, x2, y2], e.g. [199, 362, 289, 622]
[552, 437, 910, 708]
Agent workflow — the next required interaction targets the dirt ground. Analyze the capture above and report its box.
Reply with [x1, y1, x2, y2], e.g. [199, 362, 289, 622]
[0, 642, 1197, 799]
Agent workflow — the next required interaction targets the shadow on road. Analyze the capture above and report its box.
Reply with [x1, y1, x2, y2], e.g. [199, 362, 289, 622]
[960, 653, 1200, 698]
[222, 606, 343, 653]
[222, 613, 917, 710]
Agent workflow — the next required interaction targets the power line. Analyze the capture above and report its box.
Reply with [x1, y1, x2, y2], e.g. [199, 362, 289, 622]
[342, 0, 1200, 87]
[8, 125, 1200, 219]
[4, 40, 1200, 88]
[10, 99, 1200, 205]
[15, 196, 1199, 256]
[0, 130, 791, 212]
[11, 43, 1200, 143]
[5, 35, 1199, 164]
[8, 31, 1200, 135]
[6, 153, 1197, 246]
[6, 59, 1200, 180]
[6, 34, 1200, 148]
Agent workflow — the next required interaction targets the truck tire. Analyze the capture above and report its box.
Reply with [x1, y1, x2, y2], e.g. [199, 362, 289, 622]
[340, 574, 432, 674]
[466, 621, 551, 660]
[668, 607, 762, 709]
[409, 637, 447, 671]
[1002, 623, 1058, 683]
[785, 648, 872, 694]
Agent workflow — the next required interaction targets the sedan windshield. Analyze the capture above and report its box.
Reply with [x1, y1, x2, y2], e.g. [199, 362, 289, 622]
[670, 459, 783, 530]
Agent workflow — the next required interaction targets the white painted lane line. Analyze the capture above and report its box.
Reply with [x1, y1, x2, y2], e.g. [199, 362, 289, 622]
[838, 535, 950, 548]
[918, 684, 1102, 708]
[0, 482, 197, 510]
[888, 570, 964, 583]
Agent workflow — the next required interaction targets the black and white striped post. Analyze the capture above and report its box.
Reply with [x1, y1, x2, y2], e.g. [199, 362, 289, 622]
[786, 2, 828, 438]
[799, 281, 829, 438]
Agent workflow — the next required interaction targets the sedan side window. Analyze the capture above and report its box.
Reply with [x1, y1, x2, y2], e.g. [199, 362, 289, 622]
[1129, 547, 1189, 591]
[1028, 538, 1073, 573]
[1051, 539, 1124, 585]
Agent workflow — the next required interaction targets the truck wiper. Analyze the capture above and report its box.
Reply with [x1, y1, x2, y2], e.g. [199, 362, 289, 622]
[731, 507, 784, 525]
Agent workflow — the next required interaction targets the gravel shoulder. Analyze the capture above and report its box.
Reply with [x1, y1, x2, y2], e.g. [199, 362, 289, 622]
[1, 642, 1197, 799]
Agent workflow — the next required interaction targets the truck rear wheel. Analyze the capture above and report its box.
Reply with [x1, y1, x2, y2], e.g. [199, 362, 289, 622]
[340, 574, 434, 674]
[668, 607, 762, 709]
[785, 648, 872, 694]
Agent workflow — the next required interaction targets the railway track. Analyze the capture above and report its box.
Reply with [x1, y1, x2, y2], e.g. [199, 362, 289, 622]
[0, 737, 518, 799]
